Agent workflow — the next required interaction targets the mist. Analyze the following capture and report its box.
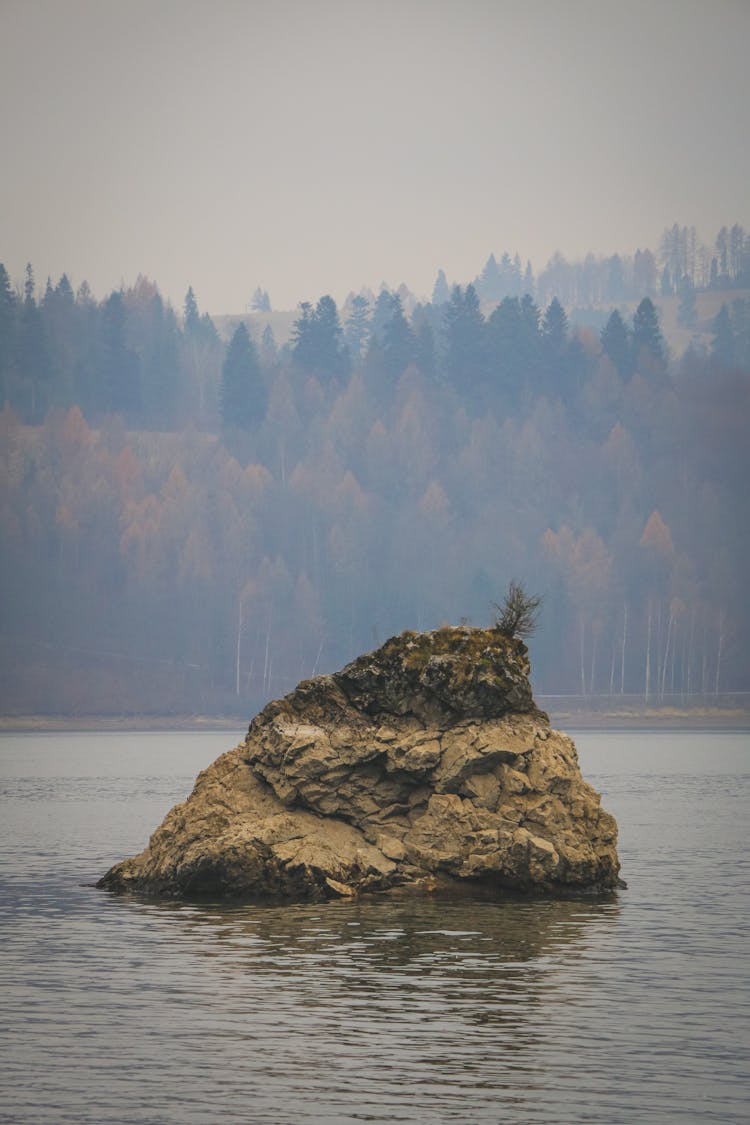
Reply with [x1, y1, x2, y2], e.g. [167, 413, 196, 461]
[1, 0, 749, 312]
[1, 229, 749, 714]
[1, 0, 749, 718]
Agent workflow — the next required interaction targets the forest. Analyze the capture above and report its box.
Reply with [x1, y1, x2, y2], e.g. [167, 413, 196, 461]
[1, 224, 749, 716]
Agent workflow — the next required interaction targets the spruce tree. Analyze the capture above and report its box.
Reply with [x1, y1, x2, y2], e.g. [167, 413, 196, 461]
[381, 294, 415, 376]
[431, 269, 450, 306]
[0, 264, 17, 405]
[632, 297, 666, 367]
[292, 296, 349, 378]
[477, 254, 502, 301]
[542, 297, 568, 350]
[184, 287, 200, 333]
[443, 284, 486, 397]
[344, 295, 370, 364]
[221, 322, 265, 429]
[100, 290, 141, 419]
[19, 263, 51, 420]
[412, 311, 436, 378]
[601, 309, 631, 377]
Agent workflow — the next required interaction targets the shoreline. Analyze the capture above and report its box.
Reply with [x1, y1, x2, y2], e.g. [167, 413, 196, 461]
[552, 711, 750, 731]
[0, 715, 247, 733]
[1, 710, 749, 733]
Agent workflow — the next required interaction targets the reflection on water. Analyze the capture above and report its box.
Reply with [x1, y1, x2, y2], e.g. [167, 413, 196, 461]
[128, 892, 620, 1012]
[157, 892, 617, 967]
[1, 730, 749, 1124]
[3, 887, 621, 1124]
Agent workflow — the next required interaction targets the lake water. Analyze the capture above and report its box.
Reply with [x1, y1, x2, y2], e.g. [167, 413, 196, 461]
[1, 729, 748, 1124]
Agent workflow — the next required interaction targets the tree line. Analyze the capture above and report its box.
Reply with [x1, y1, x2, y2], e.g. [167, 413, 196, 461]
[0, 258, 748, 715]
[463, 222, 750, 310]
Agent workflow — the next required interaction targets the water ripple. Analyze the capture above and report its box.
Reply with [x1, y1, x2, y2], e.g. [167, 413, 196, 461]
[1, 730, 748, 1124]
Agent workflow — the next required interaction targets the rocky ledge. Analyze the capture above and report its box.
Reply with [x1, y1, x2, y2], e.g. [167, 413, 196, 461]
[99, 627, 621, 901]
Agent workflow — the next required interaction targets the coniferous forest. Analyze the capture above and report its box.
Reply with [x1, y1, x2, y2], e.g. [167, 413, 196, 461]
[1, 226, 749, 716]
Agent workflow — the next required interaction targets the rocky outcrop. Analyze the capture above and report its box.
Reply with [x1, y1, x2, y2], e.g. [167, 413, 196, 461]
[99, 627, 621, 901]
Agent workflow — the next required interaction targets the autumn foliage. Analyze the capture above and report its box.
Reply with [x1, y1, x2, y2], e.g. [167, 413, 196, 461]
[0, 264, 748, 714]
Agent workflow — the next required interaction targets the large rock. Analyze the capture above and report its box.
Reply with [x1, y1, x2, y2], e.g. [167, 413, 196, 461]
[99, 627, 621, 900]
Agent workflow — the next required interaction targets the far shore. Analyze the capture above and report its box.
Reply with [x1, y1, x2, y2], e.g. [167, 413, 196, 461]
[0, 715, 247, 733]
[1, 710, 749, 733]
[551, 710, 750, 731]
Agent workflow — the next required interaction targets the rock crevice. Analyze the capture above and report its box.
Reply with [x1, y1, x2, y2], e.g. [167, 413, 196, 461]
[99, 627, 621, 901]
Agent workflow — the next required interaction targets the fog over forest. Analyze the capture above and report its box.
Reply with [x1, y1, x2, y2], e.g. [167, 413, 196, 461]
[1, 222, 749, 716]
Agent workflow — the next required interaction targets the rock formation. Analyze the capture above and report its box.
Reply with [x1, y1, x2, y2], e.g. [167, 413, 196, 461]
[99, 627, 621, 901]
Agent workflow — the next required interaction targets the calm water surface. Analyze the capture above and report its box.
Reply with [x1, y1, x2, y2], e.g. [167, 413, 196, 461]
[1, 729, 748, 1124]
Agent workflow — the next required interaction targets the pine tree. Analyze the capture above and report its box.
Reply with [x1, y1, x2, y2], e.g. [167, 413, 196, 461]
[601, 309, 631, 377]
[443, 284, 486, 395]
[344, 295, 370, 364]
[184, 287, 200, 333]
[476, 254, 502, 301]
[251, 287, 271, 312]
[0, 263, 17, 405]
[542, 297, 568, 350]
[431, 269, 450, 306]
[632, 298, 666, 368]
[100, 290, 141, 419]
[292, 296, 349, 378]
[24, 262, 35, 305]
[381, 294, 414, 376]
[143, 293, 181, 428]
[221, 322, 265, 429]
[42, 273, 78, 408]
[367, 289, 394, 351]
[19, 263, 50, 420]
[486, 297, 526, 408]
[291, 302, 315, 369]
[540, 297, 571, 396]
[520, 293, 540, 335]
[261, 323, 277, 361]
[412, 309, 436, 378]
[493, 580, 543, 638]
[499, 252, 521, 297]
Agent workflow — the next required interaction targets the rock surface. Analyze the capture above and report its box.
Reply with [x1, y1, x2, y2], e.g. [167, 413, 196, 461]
[99, 627, 621, 901]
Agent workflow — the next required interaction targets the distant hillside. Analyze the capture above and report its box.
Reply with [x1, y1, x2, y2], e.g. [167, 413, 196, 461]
[656, 289, 750, 355]
[213, 309, 299, 347]
[214, 288, 750, 358]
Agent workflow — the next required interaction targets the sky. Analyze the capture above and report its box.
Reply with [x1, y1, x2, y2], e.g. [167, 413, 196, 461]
[1, 0, 749, 315]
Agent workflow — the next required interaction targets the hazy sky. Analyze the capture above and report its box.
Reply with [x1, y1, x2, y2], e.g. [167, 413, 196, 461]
[1, 0, 748, 314]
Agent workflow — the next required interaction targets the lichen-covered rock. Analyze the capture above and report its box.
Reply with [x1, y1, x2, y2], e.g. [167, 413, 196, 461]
[99, 626, 621, 901]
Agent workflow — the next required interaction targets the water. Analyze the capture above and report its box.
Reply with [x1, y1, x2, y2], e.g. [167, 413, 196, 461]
[1, 729, 748, 1124]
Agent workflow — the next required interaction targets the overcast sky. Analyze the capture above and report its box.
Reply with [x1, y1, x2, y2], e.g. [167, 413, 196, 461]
[1, 0, 748, 314]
